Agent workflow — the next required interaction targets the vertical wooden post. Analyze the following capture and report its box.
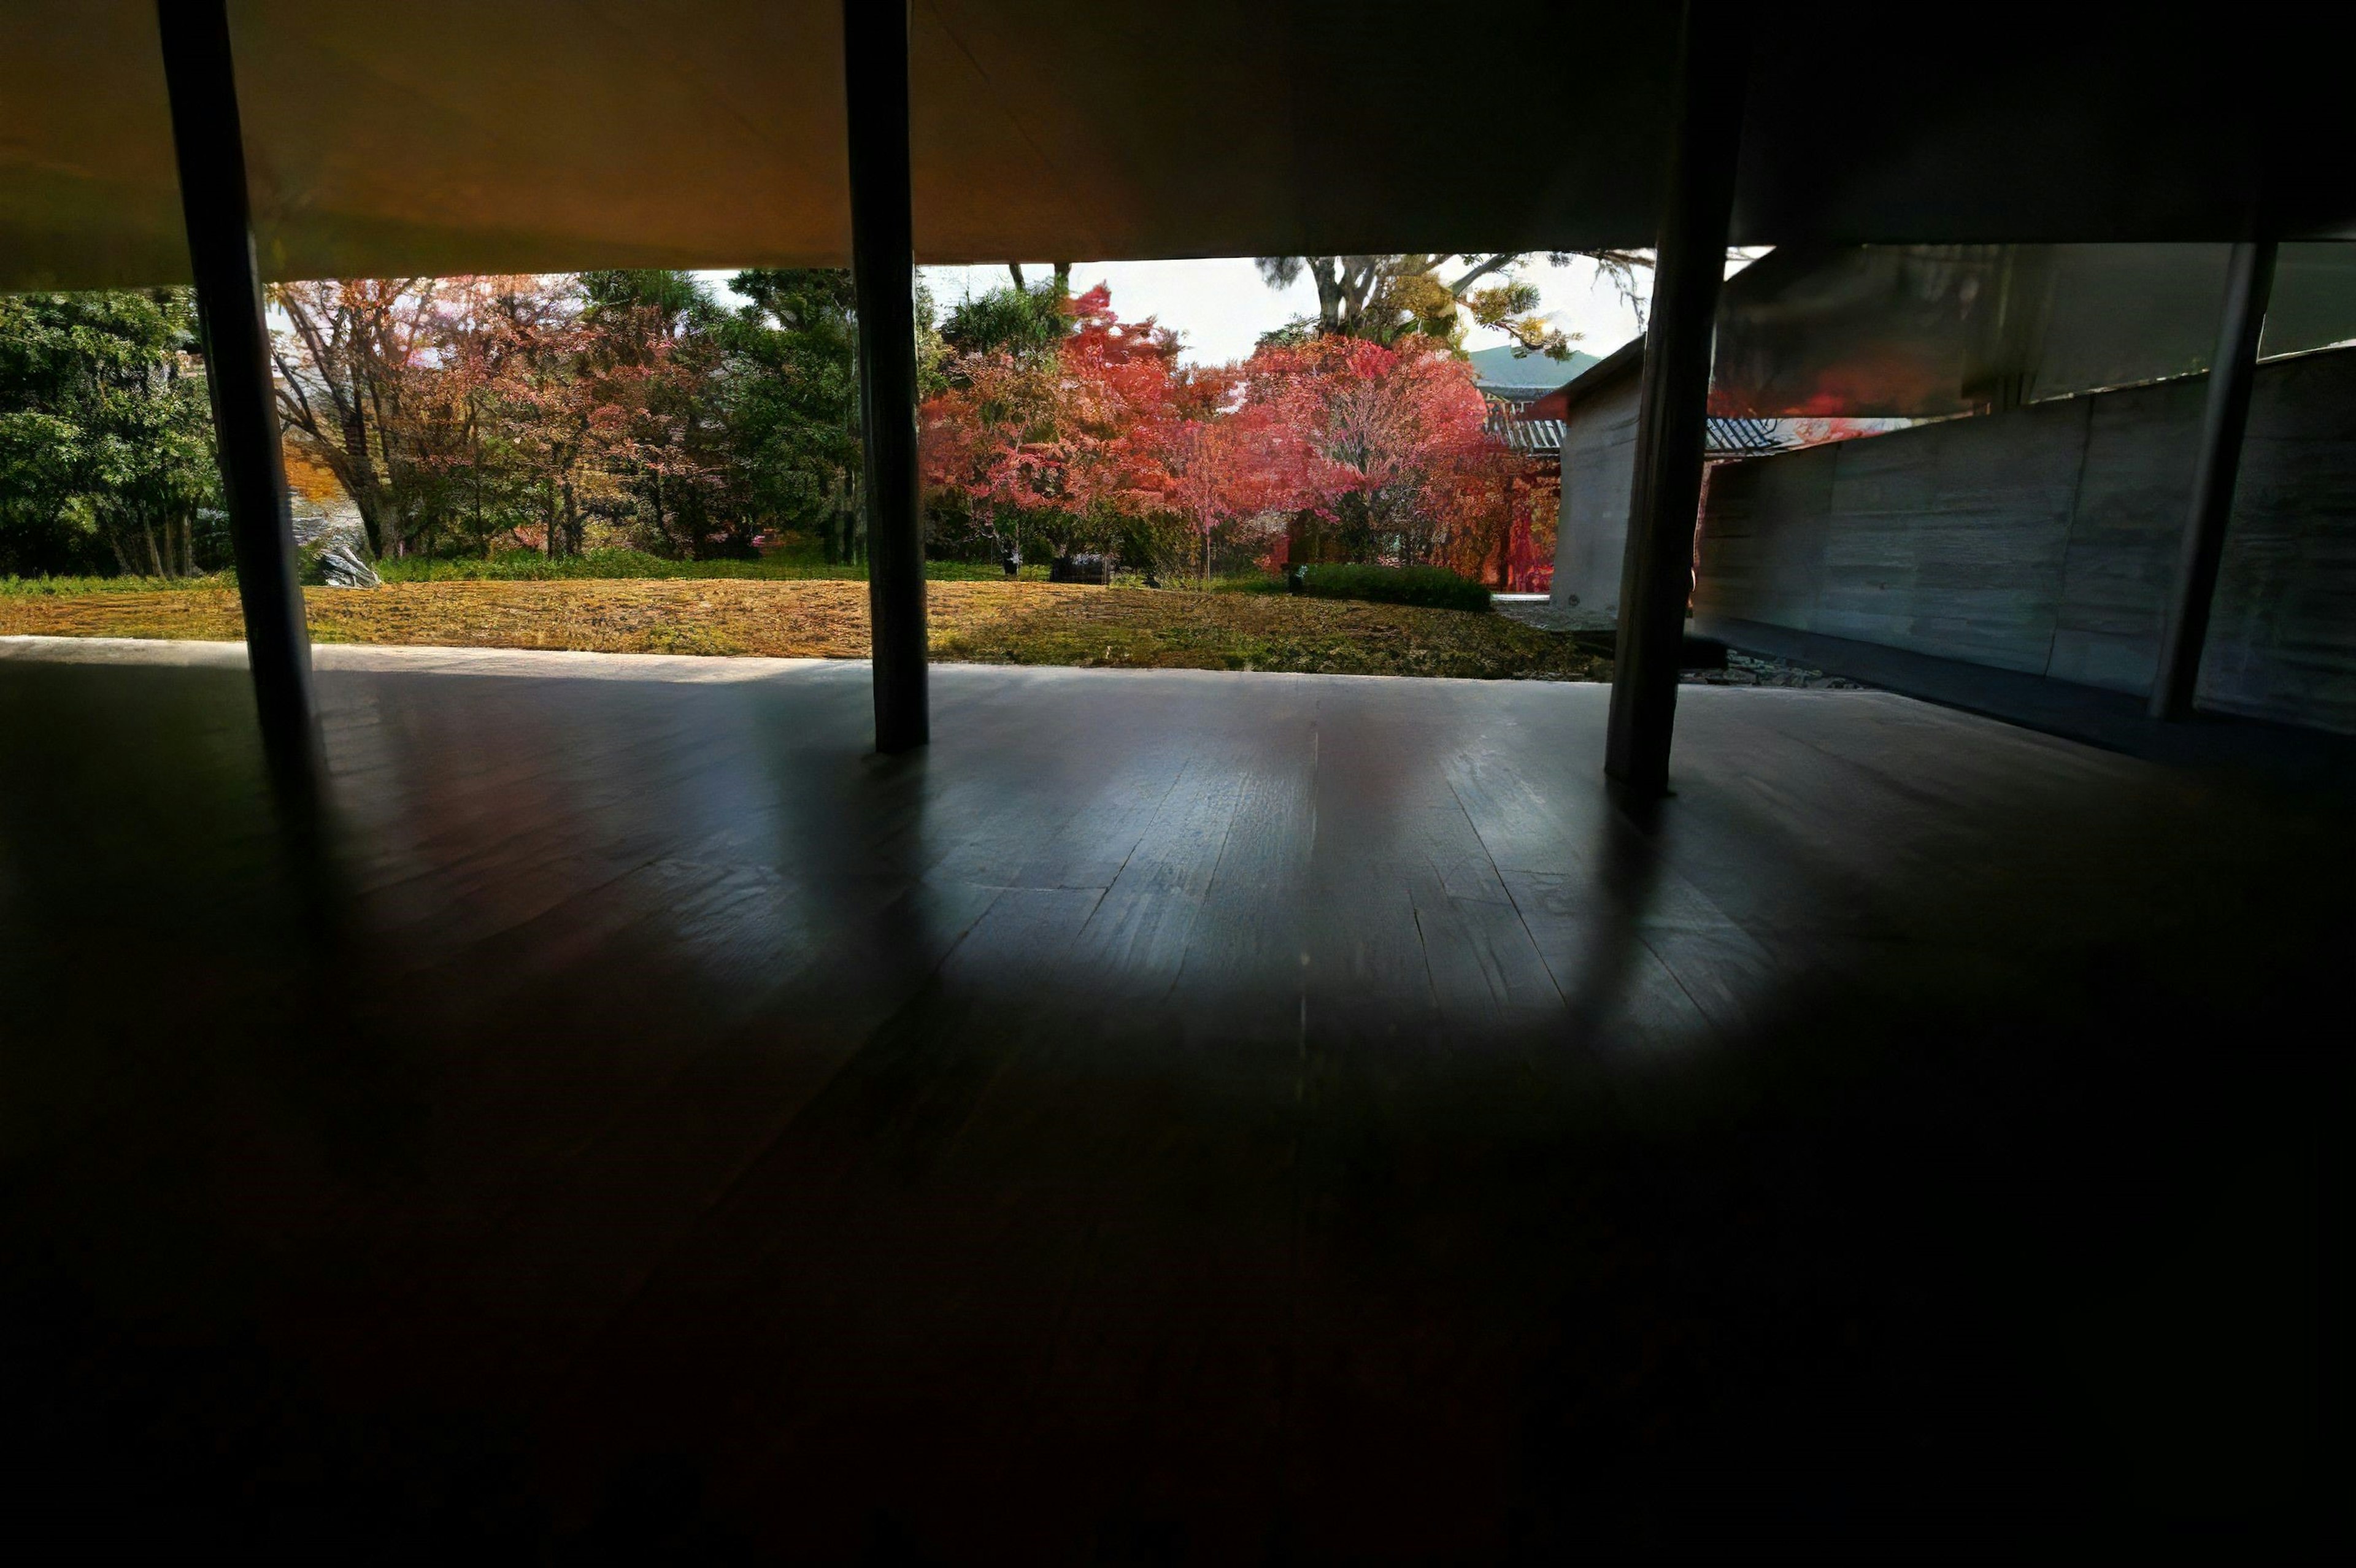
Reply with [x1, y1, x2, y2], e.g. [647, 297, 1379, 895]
[1604, 1, 1749, 800]
[2149, 238, 2276, 721]
[843, 0, 928, 753]
[155, 0, 319, 805]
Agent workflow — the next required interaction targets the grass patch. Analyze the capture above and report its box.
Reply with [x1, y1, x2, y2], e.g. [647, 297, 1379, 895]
[3, 553, 1062, 591]
[1163, 572, 1290, 596]
[1, 572, 235, 596]
[375, 548, 1051, 584]
[927, 589, 1579, 677]
[0, 579, 1606, 680]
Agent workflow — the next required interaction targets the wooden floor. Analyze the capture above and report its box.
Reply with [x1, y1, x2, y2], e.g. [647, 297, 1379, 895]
[0, 644, 2344, 1556]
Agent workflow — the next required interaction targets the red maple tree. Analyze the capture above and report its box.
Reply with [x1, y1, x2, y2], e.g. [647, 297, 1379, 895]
[920, 283, 1546, 584]
[1243, 334, 1526, 575]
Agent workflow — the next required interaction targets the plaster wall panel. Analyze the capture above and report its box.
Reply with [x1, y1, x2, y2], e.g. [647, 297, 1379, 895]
[2201, 349, 2356, 731]
[2047, 377, 2200, 692]
[1697, 345, 2356, 732]
[1549, 377, 1642, 616]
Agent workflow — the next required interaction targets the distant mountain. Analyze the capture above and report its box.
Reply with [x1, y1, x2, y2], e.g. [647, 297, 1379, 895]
[1468, 344, 1600, 389]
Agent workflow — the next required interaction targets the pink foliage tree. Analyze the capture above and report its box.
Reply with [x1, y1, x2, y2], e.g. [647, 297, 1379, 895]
[1241, 334, 1520, 572]
[920, 283, 1543, 583]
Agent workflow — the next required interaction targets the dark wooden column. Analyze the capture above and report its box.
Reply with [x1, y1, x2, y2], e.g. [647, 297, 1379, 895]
[2149, 238, 2276, 721]
[843, 0, 928, 753]
[1603, 2, 1749, 800]
[155, 0, 318, 805]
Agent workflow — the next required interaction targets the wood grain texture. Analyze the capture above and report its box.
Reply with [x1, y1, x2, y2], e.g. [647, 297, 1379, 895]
[0, 652, 2343, 1555]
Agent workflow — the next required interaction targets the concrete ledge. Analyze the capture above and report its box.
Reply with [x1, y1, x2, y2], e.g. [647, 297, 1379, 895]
[1698, 615, 2356, 785]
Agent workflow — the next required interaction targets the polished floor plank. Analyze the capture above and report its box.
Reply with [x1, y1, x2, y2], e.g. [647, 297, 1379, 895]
[0, 646, 2343, 1556]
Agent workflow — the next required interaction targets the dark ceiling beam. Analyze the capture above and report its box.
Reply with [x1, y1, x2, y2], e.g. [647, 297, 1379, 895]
[155, 0, 320, 815]
[10, 9, 2354, 295]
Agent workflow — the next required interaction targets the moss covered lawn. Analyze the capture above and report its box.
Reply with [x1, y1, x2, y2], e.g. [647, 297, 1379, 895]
[0, 579, 1608, 681]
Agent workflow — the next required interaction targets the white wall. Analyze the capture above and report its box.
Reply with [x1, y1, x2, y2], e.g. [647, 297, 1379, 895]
[1695, 345, 2356, 734]
[1548, 374, 1642, 617]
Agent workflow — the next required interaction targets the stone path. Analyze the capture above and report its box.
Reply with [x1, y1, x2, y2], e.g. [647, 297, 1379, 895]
[1493, 598, 1866, 688]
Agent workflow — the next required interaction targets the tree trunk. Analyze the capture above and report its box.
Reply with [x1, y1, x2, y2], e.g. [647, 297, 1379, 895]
[369, 382, 403, 557]
[143, 522, 167, 578]
[1315, 261, 1345, 333]
[339, 405, 388, 558]
[561, 480, 582, 558]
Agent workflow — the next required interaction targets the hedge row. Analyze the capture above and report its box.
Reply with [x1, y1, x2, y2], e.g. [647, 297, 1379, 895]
[1293, 563, 1490, 613]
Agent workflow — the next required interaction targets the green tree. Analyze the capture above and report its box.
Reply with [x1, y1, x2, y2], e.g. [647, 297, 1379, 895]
[718, 268, 946, 565]
[721, 269, 864, 562]
[0, 288, 221, 577]
[939, 263, 1072, 359]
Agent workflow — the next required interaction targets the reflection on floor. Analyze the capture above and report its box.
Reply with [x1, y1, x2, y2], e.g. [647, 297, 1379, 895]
[0, 645, 2342, 1555]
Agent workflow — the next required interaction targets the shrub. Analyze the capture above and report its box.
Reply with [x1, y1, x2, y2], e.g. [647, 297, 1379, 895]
[378, 548, 709, 582]
[1293, 564, 1490, 613]
[1173, 572, 1288, 596]
[1, 572, 233, 596]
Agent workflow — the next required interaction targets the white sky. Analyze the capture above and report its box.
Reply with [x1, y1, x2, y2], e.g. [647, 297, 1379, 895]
[704, 254, 1655, 368]
[920, 255, 1653, 366]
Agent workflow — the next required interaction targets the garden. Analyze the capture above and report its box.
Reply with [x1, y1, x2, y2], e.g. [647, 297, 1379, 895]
[2, 258, 1596, 679]
[0, 562, 1603, 682]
